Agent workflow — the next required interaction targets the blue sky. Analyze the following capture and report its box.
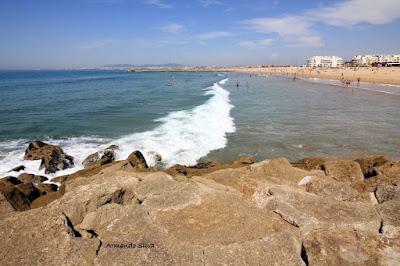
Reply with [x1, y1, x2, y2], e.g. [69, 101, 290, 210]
[0, 0, 400, 69]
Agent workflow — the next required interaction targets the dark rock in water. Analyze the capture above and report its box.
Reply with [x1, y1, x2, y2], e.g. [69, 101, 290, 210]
[127, 150, 148, 169]
[17, 173, 48, 184]
[355, 155, 388, 178]
[100, 149, 116, 165]
[105, 144, 119, 151]
[82, 145, 117, 169]
[39, 150, 74, 174]
[8, 165, 25, 172]
[24, 141, 48, 160]
[24, 141, 74, 174]
[82, 152, 100, 168]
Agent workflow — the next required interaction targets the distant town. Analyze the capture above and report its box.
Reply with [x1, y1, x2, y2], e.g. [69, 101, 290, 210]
[306, 54, 400, 68]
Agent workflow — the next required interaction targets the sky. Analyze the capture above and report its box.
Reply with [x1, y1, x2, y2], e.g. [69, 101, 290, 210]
[0, 0, 400, 69]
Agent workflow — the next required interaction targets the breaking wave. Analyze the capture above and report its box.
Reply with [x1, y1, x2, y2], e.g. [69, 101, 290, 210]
[0, 78, 235, 179]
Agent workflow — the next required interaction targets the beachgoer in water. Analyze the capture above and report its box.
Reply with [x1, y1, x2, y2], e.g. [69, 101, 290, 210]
[236, 80, 240, 88]
[357, 77, 361, 87]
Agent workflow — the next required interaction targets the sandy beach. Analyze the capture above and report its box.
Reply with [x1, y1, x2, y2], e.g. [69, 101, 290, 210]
[226, 66, 400, 86]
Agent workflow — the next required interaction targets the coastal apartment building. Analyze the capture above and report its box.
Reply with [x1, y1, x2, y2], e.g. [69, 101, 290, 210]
[307, 56, 344, 68]
[351, 54, 400, 67]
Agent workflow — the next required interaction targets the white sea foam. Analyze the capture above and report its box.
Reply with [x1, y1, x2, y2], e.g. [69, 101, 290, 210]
[0, 136, 110, 179]
[0, 78, 235, 179]
[112, 78, 235, 167]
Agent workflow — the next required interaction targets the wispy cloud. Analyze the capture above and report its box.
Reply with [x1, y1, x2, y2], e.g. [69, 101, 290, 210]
[239, 38, 273, 49]
[198, 0, 223, 7]
[243, 0, 400, 48]
[79, 39, 119, 50]
[243, 16, 321, 48]
[308, 0, 400, 26]
[160, 23, 184, 34]
[143, 0, 171, 9]
[196, 31, 232, 40]
[244, 16, 311, 36]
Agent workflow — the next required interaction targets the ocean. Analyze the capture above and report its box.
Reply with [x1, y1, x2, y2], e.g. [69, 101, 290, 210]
[1, 70, 399, 179]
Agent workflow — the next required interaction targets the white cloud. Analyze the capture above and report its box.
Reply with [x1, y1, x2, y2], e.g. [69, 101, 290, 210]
[308, 0, 400, 26]
[243, 0, 400, 48]
[160, 23, 184, 34]
[243, 16, 320, 48]
[239, 38, 273, 49]
[80, 39, 119, 50]
[143, 0, 171, 8]
[244, 16, 312, 37]
[198, 0, 223, 7]
[196, 31, 232, 40]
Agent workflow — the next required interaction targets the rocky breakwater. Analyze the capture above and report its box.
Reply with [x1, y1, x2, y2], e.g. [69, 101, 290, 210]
[0, 142, 399, 265]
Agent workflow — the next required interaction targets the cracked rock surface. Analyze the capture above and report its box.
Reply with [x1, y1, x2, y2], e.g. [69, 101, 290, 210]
[1, 156, 400, 265]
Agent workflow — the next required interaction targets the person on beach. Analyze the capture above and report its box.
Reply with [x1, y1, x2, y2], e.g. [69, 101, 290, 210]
[357, 77, 361, 87]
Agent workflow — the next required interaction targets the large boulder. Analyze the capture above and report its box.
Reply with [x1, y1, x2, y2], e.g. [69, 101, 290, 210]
[377, 200, 400, 238]
[14, 183, 41, 202]
[34, 183, 58, 195]
[305, 177, 361, 202]
[17, 173, 48, 184]
[24, 141, 74, 174]
[0, 177, 30, 211]
[127, 150, 148, 170]
[82, 145, 118, 169]
[0, 176, 49, 211]
[263, 185, 381, 233]
[375, 161, 400, 181]
[303, 229, 400, 265]
[292, 157, 326, 170]
[375, 184, 400, 203]
[0, 193, 15, 218]
[322, 160, 364, 184]
[82, 152, 100, 168]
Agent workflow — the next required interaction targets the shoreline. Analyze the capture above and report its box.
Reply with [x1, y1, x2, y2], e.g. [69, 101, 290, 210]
[125, 66, 400, 87]
[224, 66, 400, 86]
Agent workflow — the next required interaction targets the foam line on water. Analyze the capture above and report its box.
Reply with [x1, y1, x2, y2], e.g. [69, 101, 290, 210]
[0, 78, 235, 179]
[112, 78, 235, 166]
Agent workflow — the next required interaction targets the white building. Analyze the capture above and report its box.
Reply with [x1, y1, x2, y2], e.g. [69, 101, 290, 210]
[307, 56, 344, 68]
[351, 54, 400, 66]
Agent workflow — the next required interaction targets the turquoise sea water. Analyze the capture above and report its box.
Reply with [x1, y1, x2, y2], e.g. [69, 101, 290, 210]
[0, 70, 399, 178]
